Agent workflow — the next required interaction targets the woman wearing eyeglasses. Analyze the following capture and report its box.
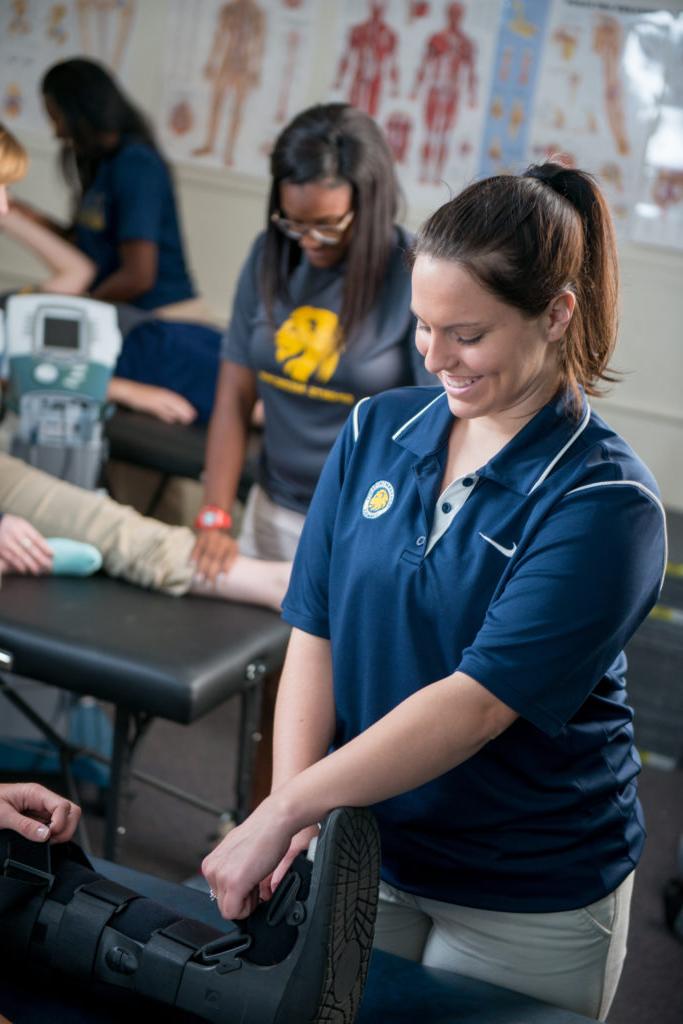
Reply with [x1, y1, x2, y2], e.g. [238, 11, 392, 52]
[192, 103, 431, 582]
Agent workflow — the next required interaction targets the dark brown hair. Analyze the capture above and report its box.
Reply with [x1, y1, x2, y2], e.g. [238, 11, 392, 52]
[41, 59, 159, 195]
[262, 103, 401, 343]
[413, 163, 620, 413]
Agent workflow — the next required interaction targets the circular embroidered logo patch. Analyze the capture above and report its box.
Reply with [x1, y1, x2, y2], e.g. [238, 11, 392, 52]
[362, 480, 395, 519]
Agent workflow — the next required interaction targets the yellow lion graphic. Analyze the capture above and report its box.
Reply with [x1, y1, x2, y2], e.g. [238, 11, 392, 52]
[368, 488, 390, 513]
[274, 306, 341, 384]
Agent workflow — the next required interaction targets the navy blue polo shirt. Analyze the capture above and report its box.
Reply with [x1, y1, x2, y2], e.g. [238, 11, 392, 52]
[75, 140, 195, 310]
[282, 386, 667, 912]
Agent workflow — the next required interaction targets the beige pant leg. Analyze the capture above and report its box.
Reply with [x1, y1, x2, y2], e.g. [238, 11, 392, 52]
[0, 453, 195, 595]
[376, 872, 635, 1021]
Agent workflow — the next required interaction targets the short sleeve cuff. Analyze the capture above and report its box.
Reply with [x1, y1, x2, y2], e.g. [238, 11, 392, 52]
[457, 653, 566, 737]
[281, 605, 330, 640]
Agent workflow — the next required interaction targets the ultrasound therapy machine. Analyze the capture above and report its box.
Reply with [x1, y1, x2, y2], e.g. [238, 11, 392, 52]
[3, 293, 122, 490]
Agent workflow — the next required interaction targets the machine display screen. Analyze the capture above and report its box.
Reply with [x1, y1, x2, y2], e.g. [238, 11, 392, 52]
[43, 316, 80, 350]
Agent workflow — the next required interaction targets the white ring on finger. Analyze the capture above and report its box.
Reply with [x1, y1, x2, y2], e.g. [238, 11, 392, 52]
[21, 537, 33, 550]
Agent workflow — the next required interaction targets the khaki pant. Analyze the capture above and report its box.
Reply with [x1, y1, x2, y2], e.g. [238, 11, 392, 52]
[238, 483, 305, 561]
[0, 452, 195, 595]
[375, 871, 635, 1021]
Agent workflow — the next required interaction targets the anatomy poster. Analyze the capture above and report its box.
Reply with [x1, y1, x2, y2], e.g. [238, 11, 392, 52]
[527, 1, 678, 240]
[160, 0, 316, 174]
[630, 10, 683, 251]
[0, 0, 137, 133]
[328, 1, 503, 206]
[478, 0, 554, 178]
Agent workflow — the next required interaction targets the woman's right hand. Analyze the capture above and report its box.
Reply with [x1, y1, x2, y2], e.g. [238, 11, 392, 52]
[191, 529, 238, 583]
[0, 514, 53, 575]
[259, 823, 321, 902]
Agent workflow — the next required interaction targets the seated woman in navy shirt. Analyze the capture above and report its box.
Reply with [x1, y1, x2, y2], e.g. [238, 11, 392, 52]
[201, 164, 667, 1021]
[12, 58, 199, 319]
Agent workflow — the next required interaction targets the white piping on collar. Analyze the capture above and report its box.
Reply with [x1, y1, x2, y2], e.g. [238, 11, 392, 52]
[352, 396, 371, 442]
[528, 403, 591, 494]
[566, 480, 668, 593]
[392, 390, 447, 442]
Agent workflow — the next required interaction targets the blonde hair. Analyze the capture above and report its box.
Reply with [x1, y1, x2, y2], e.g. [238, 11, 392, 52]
[0, 122, 29, 185]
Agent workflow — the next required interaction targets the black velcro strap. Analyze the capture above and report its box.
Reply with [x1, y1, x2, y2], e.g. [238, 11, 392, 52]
[135, 929, 197, 1003]
[53, 879, 139, 976]
[0, 876, 47, 956]
[162, 917, 225, 950]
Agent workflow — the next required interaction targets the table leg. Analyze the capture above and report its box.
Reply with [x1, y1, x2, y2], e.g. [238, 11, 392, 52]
[103, 705, 132, 862]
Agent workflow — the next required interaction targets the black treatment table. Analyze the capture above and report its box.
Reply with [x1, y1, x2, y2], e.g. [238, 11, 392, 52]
[105, 409, 262, 515]
[0, 575, 290, 861]
[0, 858, 599, 1024]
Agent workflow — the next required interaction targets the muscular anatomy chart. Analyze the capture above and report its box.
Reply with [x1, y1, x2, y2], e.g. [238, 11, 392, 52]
[411, 2, 477, 184]
[330, 0, 499, 204]
[161, 0, 315, 174]
[334, 1, 400, 118]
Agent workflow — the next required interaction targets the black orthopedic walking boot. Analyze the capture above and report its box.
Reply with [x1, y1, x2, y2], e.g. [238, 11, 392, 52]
[0, 806, 380, 1023]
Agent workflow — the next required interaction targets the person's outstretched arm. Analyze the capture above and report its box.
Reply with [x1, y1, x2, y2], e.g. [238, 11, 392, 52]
[1, 206, 95, 294]
[0, 782, 81, 843]
[8, 198, 68, 237]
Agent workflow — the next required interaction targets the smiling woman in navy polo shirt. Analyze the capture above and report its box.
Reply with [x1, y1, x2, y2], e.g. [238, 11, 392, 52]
[202, 164, 667, 1021]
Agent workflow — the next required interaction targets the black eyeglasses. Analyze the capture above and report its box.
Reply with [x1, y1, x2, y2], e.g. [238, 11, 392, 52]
[270, 209, 354, 245]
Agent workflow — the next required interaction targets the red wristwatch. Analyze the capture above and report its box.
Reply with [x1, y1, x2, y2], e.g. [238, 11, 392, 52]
[195, 505, 233, 530]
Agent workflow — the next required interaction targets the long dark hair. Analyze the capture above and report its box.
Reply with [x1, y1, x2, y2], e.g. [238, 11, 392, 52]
[41, 58, 158, 195]
[413, 163, 620, 414]
[262, 103, 401, 342]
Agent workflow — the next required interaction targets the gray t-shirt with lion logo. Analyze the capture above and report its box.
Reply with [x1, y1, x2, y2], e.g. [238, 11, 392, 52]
[222, 227, 432, 514]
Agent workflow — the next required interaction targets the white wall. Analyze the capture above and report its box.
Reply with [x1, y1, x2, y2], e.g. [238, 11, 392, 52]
[1, 0, 682, 509]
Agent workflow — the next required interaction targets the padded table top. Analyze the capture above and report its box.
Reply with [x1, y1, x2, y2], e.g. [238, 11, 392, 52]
[105, 409, 263, 484]
[106, 409, 208, 479]
[0, 576, 290, 723]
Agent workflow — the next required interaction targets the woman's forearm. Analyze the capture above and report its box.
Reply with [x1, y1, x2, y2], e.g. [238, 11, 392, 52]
[274, 671, 518, 832]
[90, 268, 148, 302]
[271, 630, 336, 792]
[202, 361, 256, 512]
[9, 198, 67, 237]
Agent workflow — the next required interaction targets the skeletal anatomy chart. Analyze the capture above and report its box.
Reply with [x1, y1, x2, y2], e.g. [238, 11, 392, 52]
[160, 0, 315, 174]
[0, 0, 137, 133]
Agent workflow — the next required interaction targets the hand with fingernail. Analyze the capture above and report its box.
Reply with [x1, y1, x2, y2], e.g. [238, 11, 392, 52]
[0, 782, 81, 843]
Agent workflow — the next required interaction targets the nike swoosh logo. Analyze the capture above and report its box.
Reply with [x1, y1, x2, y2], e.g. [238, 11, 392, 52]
[479, 532, 517, 558]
